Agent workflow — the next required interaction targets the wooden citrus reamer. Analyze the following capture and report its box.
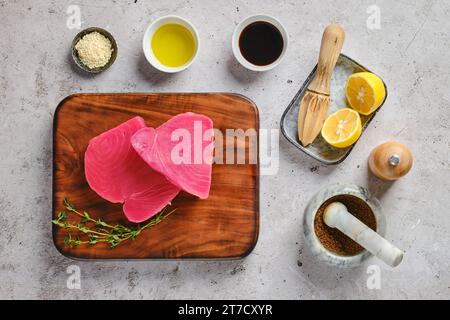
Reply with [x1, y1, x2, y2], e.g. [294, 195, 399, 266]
[298, 24, 345, 146]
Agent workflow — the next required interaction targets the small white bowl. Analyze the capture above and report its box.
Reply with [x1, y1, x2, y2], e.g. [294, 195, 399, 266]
[142, 15, 200, 73]
[232, 14, 288, 72]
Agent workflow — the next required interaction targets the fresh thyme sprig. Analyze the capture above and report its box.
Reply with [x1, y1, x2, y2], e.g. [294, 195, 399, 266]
[53, 198, 175, 248]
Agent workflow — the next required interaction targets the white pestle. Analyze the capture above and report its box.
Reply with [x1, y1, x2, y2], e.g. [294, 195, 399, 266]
[323, 202, 403, 267]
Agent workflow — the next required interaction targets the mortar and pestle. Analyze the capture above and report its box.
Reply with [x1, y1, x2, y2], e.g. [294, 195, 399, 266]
[303, 184, 403, 268]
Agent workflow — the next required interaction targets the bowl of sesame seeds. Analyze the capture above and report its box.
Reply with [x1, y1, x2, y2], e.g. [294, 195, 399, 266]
[71, 27, 117, 73]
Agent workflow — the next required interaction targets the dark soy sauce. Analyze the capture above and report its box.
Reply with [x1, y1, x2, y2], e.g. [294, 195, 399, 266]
[239, 21, 284, 66]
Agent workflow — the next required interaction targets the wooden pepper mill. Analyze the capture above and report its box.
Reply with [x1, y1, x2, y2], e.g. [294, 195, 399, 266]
[368, 141, 413, 181]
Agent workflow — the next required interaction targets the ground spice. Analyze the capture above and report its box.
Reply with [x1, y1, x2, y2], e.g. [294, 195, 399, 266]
[314, 194, 377, 256]
[75, 31, 113, 69]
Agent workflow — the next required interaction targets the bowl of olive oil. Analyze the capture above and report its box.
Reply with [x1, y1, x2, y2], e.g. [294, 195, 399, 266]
[143, 16, 199, 73]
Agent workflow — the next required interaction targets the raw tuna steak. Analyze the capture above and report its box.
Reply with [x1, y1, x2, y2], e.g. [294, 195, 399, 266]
[84, 116, 180, 223]
[131, 112, 214, 199]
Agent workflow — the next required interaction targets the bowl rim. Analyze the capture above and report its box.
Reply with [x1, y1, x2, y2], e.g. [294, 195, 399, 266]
[231, 14, 288, 72]
[71, 27, 117, 74]
[142, 15, 200, 73]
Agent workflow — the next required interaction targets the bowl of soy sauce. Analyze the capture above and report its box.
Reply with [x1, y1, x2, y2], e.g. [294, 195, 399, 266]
[232, 14, 288, 71]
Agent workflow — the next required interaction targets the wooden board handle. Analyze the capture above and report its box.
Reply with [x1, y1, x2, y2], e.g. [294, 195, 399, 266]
[309, 24, 345, 94]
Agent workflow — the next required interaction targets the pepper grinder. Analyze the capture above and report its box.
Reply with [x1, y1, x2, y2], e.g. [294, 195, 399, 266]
[368, 141, 413, 181]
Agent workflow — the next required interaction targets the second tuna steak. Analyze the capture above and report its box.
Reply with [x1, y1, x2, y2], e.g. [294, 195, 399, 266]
[131, 112, 214, 199]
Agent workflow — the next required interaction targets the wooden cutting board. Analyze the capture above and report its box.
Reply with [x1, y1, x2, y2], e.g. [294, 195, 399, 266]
[53, 93, 259, 259]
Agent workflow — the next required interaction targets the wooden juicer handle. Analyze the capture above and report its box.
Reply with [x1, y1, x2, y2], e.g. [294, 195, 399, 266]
[308, 24, 345, 95]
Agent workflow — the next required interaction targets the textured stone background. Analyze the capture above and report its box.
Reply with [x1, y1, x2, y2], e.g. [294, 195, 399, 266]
[0, 0, 449, 299]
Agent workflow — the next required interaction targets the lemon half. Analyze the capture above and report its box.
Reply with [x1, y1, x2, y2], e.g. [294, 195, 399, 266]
[321, 108, 362, 148]
[345, 72, 385, 115]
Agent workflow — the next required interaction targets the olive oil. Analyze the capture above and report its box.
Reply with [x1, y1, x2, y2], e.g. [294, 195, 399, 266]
[151, 24, 196, 67]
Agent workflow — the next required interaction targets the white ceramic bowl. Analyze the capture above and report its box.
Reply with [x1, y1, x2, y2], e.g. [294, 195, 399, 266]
[142, 15, 200, 73]
[232, 14, 288, 72]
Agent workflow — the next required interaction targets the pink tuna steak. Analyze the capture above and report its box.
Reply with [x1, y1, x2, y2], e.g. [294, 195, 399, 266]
[84, 116, 180, 223]
[131, 112, 214, 199]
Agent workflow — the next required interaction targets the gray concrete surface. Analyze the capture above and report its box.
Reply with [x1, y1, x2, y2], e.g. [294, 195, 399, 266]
[1, 0, 449, 299]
